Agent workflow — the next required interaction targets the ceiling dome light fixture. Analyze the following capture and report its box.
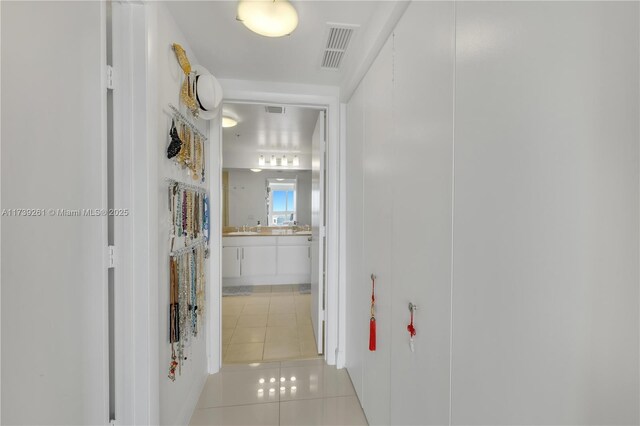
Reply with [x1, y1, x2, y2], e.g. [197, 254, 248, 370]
[237, 0, 299, 38]
[222, 116, 238, 128]
[250, 168, 263, 173]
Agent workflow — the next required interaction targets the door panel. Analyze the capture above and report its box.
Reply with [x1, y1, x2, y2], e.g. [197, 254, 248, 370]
[1, 2, 108, 424]
[311, 111, 325, 351]
[452, 2, 639, 424]
[389, 3, 455, 425]
[361, 37, 393, 426]
[345, 82, 366, 403]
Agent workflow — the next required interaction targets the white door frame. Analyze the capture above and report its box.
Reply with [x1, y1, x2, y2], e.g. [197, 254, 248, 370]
[111, 2, 160, 424]
[212, 80, 343, 369]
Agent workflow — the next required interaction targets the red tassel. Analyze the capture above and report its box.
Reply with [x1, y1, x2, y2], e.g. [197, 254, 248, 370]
[369, 317, 377, 351]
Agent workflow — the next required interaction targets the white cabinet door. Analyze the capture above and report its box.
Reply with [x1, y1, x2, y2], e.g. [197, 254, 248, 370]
[241, 246, 277, 276]
[361, 36, 394, 426]
[222, 247, 240, 278]
[390, 3, 454, 425]
[277, 245, 311, 275]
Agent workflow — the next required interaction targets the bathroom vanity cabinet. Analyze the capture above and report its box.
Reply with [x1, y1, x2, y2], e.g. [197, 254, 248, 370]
[222, 235, 311, 285]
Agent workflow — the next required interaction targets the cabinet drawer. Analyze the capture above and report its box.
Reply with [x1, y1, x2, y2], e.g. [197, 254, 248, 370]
[277, 235, 312, 246]
[223, 236, 278, 247]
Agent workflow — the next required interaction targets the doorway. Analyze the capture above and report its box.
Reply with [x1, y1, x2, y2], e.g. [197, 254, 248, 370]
[219, 101, 327, 364]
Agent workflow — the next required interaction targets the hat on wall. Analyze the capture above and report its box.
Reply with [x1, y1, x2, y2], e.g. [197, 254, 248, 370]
[192, 64, 223, 120]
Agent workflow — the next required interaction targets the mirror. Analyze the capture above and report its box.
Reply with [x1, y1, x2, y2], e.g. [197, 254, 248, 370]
[223, 168, 311, 227]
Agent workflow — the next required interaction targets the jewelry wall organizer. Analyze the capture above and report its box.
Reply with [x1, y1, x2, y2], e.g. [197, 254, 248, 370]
[168, 239, 207, 381]
[167, 179, 210, 381]
[167, 103, 207, 183]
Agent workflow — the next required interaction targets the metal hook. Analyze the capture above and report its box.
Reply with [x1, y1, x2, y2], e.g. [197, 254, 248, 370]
[408, 302, 418, 312]
[371, 274, 376, 281]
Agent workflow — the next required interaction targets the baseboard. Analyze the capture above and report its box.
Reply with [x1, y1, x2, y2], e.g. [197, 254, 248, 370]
[222, 275, 311, 286]
[336, 349, 345, 369]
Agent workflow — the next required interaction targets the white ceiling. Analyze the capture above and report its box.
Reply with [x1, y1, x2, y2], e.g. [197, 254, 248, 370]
[164, 1, 404, 93]
[223, 102, 320, 152]
[222, 102, 321, 170]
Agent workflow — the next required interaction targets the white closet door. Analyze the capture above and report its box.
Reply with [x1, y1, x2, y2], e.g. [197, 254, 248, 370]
[1, 2, 108, 424]
[389, 3, 455, 425]
[310, 111, 325, 352]
[345, 80, 366, 403]
[361, 37, 394, 426]
[452, 2, 639, 424]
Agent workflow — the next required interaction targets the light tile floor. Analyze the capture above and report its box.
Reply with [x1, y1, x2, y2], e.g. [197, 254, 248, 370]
[190, 359, 368, 426]
[223, 285, 320, 364]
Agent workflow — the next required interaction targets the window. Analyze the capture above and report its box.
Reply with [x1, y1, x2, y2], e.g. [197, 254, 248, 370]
[267, 179, 296, 225]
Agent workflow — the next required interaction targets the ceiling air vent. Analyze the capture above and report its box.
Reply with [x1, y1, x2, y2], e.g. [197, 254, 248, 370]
[321, 24, 358, 70]
[265, 105, 285, 114]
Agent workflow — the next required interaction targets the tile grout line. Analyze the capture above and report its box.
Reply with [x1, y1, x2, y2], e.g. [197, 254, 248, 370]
[260, 293, 271, 361]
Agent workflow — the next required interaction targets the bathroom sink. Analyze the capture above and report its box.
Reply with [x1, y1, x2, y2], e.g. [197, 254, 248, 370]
[225, 231, 259, 236]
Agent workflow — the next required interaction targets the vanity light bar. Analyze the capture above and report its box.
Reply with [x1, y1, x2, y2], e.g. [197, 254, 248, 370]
[258, 155, 300, 167]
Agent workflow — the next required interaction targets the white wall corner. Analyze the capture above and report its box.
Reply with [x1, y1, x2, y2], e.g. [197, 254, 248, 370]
[208, 113, 223, 375]
[178, 374, 208, 426]
[339, 1, 410, 102]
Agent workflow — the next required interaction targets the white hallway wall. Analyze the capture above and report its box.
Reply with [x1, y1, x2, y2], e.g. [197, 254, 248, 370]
[150, 4, 211, 425]
[1, 1, 109, 424]
[226, 169, 312, 227]
[345, 2, 639, 425]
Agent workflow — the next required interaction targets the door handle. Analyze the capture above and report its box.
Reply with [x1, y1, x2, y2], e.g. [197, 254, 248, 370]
[236, 248, 239, 260]
[242, 248, 245, 259]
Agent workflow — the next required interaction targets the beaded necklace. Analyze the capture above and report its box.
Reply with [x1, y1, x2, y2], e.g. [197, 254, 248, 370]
[182, 190, 187, 234]
[196, 246, 206, 330]
[190, 249, 197, 334]
[203, 194, 210, 243]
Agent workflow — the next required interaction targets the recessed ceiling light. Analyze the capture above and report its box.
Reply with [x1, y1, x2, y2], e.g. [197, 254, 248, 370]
[237, 0, 298, 38]
[250, 168, 262, 173]
[222, 116, 238, 128]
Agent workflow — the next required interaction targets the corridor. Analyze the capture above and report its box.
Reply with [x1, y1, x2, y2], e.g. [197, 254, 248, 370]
[3, 1, 640, 425]
[189, 359, 367, 425]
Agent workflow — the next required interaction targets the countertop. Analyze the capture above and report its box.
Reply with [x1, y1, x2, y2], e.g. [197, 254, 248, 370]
[222, 228, 312, 237]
